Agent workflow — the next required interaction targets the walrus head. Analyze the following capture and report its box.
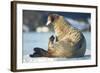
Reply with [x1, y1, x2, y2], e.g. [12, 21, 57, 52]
[46, 14, 59, 26]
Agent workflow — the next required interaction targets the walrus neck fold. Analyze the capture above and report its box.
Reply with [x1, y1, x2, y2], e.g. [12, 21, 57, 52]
[53, 17, 71, 40]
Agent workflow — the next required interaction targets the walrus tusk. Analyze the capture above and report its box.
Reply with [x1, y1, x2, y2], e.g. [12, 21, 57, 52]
[46, 20, 51, 26]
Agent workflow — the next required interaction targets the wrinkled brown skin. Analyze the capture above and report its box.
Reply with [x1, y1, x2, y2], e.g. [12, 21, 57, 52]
[47, 14, 86, 58]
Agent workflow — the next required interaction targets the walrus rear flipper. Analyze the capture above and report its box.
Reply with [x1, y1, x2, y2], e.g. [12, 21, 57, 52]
[29, 47, 48, 57]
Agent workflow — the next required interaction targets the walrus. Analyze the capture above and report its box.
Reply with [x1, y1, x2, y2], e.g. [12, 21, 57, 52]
[46, 14, 86, 58]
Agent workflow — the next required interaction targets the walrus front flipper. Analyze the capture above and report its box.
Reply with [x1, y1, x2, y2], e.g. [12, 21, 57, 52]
[49, 35, 58, 43]
[49, 35, 55, 44]
[29, 47, 48, 57]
